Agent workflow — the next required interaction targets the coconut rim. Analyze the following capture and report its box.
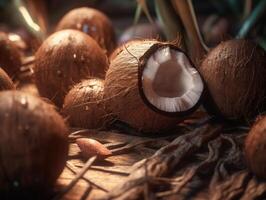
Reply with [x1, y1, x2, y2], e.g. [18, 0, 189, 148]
[138, 43, 205, 117]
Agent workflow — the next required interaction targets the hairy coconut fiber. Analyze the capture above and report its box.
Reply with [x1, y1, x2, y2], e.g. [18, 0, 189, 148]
[0, 91, 68, 197]
[104, 40, 181, 132]
[62, 78, 106, 129]
[200, 39, 266, 120]
[34, 29, 108, 107]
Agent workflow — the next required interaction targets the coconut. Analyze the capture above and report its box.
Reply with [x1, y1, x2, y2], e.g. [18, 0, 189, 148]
[62, 78, 106, 129]
[0, 91, 68, 197]
[0, 32, 21, 79]
[18, 83, 39, 96]
[0, 67, 15, 90]
[199, 39, 266, 120]
[245, 115, 266, 179]
[104, 39, 204, 132]
[34, 29, 108, 107]
[56, 7, 116, 55]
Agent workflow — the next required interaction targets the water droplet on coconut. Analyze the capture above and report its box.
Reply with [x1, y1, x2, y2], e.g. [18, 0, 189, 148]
[77, 23, 82, 29]
[20, 97, 28, 108]
[73, 54, 77, 59]
[57, 70, 63, 77]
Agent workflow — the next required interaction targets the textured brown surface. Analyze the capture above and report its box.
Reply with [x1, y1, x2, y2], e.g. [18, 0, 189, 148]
[0, 32, 22, 79]
[104, 40, 179, 132]
[200, 39, 266, 120]
[54, 117, 266, 200]
[56, 7, 116, 55]
[245, 116, 266, 179]
[0, 91, 68, 196]
[34, 30, 108, 107]
[62, 78, 106, 129]
[0, 68, 15, 90]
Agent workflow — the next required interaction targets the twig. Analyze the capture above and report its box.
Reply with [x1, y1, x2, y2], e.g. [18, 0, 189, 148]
[67, 162, 109, 192]
[102, 124, 222, 200]
[110, 139, 157, 155]
[243, 0, 252, 20]
[89, 166, 129, 176]
[52, 156, 97, 200]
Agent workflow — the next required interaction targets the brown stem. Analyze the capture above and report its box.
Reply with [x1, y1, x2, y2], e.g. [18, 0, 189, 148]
[52, 156, 97, 200]
[101, 124, 222, 200]
[171, 0, 208, 65]
[66, 162, 109, 192]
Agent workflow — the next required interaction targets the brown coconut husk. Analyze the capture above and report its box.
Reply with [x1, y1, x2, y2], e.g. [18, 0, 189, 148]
[104, 39, 184, 133]
[0, 67, 15, 90]
[0, 32, 21, 79]
[56, 7, 116, 55]
[0, 91, 69, 197]
[245, 115, 266, 179]
[200, 39, 266, 120]
[62, 78, 106, 129]
[34, 29, 108, 107]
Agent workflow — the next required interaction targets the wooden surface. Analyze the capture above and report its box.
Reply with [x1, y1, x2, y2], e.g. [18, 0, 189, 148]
[52, 114, 266, 200]
[56, 129, 159, 200]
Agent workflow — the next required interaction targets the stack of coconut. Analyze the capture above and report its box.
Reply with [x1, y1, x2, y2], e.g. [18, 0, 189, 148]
[0, 6, 266, 198]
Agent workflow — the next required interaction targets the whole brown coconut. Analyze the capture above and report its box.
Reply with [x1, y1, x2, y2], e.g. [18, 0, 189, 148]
[245, 116, 266, 179]
[56, 7, 116, 55]
[104, 39, 203, 132]
[62, 78, 106, 129]
[0, 32, 21, 78]
[34, 29, 108, 107]
[0, 67, 15, 90]
[200, 39, 266, 120]
[0, 91, 68, 197]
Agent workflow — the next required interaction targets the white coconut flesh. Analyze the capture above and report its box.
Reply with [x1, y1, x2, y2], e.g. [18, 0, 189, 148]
[142, 47, 204, 113]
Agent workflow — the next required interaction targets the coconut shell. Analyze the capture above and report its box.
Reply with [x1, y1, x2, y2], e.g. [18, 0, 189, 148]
[56, 7, 116, 55]
[245, 116, 266, 179]
[0, 32, 21, 79]
[0, 91, 68, 196]
[34, 29, 108, 107]
[200, 39, 266, 120]
[62, 78, 106, 129]
[104, 40, 180, 133]
[0, 68, 15, 90]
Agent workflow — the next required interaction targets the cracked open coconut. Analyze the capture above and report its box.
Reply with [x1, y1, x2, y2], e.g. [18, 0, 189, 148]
[104, 40, 204, 132]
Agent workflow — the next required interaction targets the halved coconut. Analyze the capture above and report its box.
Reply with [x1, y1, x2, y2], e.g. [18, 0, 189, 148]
[104, 39, 204, 132]
[139, 43, 204, 116]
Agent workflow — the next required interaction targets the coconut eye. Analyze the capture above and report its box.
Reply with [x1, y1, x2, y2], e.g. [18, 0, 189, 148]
[139, 45, 204, 116]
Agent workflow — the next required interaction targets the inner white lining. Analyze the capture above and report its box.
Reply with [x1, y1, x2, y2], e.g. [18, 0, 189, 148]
[142, 47, 203, 112]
